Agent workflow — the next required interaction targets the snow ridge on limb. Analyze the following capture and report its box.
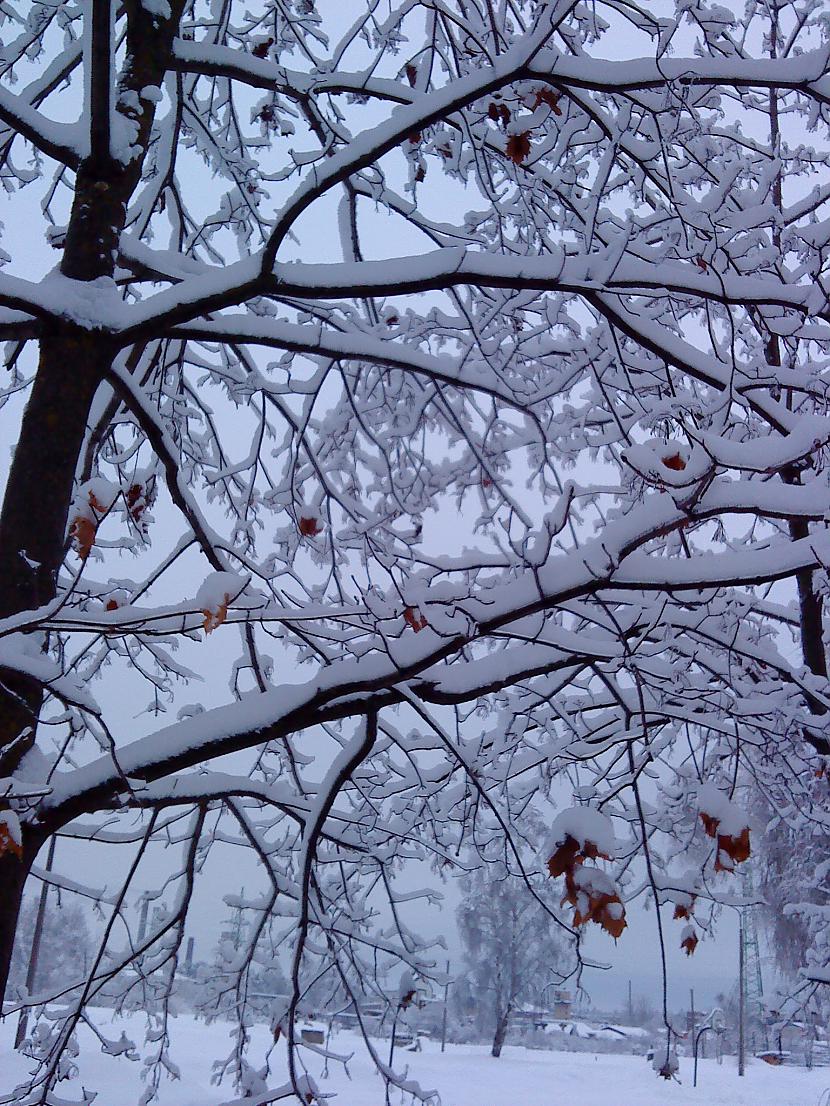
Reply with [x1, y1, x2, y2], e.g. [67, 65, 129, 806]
[38, 497, 830, 823]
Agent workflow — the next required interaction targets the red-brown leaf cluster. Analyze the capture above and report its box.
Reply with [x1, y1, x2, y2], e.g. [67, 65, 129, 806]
[506, 132, 531, 165]
[487, 102, 511, 128]
[672, 895, 696, 921]
[700, 812, 751, 872]
[0, 813, 22, 860]
[533, 88, 563, 115]
[661, 452, 686, 471]
[403, 605, 428, 632]
[681, 931, 699, 957]
[547, 833, 626, 938]
[547, 832, 608, 877]
[565, 883, 627, 938]
[126, 482, 152, 532]
[299, 515, 322, 537]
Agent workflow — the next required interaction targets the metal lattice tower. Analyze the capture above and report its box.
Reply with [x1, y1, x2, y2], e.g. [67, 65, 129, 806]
[740, 866, 766, 1045]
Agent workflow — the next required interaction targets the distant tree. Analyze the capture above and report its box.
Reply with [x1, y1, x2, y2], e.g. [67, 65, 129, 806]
[629, 994, 658, 1030]
[8, 896, 93, 999]
[456, 862, 569, 1058]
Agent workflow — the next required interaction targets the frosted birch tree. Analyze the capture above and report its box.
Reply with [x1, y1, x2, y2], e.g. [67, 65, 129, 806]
[456, 861, 568, 1057]
[0, 0, 829, 1102]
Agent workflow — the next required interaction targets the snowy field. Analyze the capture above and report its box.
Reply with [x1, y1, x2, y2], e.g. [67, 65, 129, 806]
[2, 1013, 830, 1106]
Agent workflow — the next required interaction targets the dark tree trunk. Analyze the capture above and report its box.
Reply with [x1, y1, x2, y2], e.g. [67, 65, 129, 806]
[0, 0, 188, 1013]
[491, 1006, 511, 1058]
[0, 334, 103, 1003]
[0, 832, 46, 1008]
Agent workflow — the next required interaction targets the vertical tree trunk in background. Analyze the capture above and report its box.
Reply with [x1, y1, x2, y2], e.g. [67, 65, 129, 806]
[14, 834, 55, 1045]
[766, 31, 829, 706]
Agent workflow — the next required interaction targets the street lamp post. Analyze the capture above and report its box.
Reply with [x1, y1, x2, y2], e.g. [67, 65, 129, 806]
[693, 1009, 726, 1088]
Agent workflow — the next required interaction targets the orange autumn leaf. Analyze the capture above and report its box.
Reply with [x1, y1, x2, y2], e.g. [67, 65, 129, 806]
[714, 826, 751, 872]
[403, 605, 428, 632]
[700, 811, 720, 838]
[203, 594, 230, 635]
[547, 834, 582, 878]
[0, 813, 22, 860]
[547, 832, 609, 878]
[70, 515, 97, 560]
[672, 895, 696, 921]
[681, 931, 699, 956]
[598, 896, 627, 938]
[662, 452, 686, 471]
[723, 825, 751, 863]
[567, 886, 627, 938]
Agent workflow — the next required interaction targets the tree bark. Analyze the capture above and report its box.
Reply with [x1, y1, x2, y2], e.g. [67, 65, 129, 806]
[0, 830, 46, 1012]
[491, 1006, 511, 1057]
[0, 332, 105, 1004]
[0, 0, 187, 1011]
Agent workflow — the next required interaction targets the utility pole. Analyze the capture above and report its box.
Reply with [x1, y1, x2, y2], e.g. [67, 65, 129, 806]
[15, 836, 57, 1049]
[628, 979, 632, 1021]
[738, 922, 745, 1076]
[440, 959, 450, 1053]
[690, 988, 695, 1057]
[137, 897, 149, 943]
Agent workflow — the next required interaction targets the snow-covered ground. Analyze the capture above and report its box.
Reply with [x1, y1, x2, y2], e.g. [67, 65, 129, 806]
[1, 1012, 828, 1106]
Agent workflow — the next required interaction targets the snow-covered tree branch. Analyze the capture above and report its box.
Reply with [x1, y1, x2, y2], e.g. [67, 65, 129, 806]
[1, 0, 830, 1102]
